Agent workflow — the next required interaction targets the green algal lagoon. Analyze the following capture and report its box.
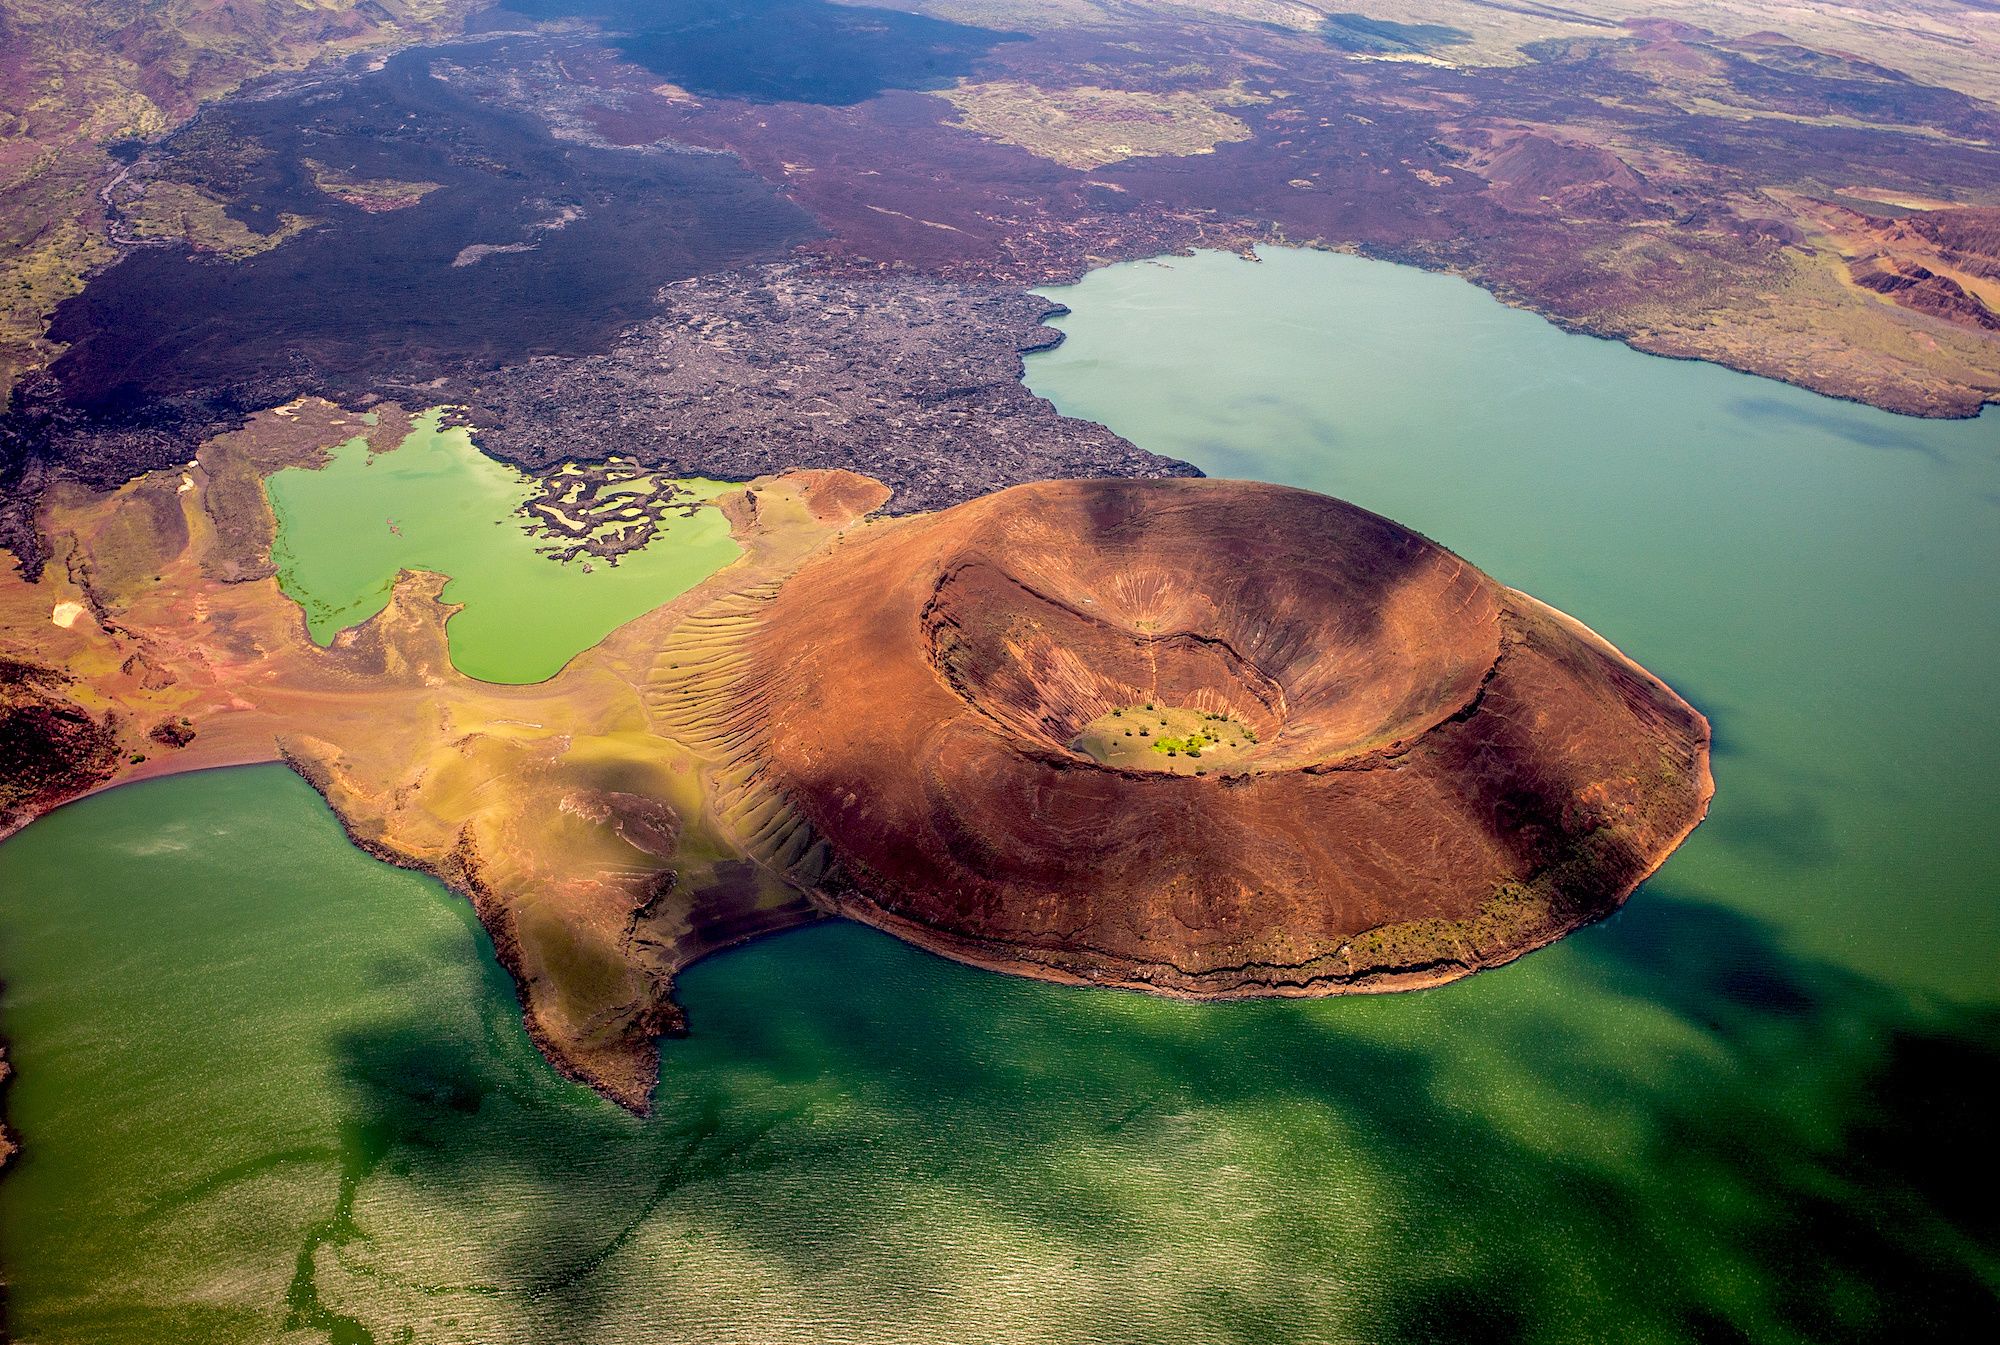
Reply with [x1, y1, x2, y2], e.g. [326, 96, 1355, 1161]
[266, 410, 740, 684]
[1, 248, 1995, 1343]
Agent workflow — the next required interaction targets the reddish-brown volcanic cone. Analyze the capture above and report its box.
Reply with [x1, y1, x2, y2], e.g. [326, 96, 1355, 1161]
[749, 479, 1712, 995]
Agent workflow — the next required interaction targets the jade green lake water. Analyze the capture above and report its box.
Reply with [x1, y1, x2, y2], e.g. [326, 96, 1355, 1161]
[2, 247, 1995, 1343]
[265, 411, 740, 684]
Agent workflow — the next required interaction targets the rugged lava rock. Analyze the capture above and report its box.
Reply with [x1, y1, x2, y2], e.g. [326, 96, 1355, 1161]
[747, 478, 1712, 996]
[459, 265, 1200, 514]
[1, 657, 122, 837]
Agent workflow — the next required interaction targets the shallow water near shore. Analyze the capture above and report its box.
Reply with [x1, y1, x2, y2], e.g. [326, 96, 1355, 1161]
[2, 247, 1996, 1343]
[265, 410, 740, 684]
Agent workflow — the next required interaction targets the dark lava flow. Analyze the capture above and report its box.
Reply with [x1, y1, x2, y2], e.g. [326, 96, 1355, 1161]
[47, 42, 816, 417]
[1, 0, 1031, 573]
[503, 0, 1023, 105]
[0, 37, 819, 574]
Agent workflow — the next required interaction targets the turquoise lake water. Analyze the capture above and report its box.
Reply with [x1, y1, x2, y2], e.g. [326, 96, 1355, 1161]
[0, 247, 1993, 1342]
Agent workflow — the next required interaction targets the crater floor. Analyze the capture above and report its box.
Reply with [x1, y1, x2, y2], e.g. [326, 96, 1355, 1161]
[1070, 704, 1258, 775]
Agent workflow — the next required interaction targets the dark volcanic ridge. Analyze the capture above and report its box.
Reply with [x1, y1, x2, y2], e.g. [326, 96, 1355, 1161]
[1, 657, 121, 838]
[740, 478, 1714, 997]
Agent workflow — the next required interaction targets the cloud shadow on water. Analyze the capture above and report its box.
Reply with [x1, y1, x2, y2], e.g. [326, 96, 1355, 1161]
[1727, 396, 1945, 462]
[504, 0, 1025, 105]
[306, 888, 2000, 1344]
[1700, 789, 1841, 868]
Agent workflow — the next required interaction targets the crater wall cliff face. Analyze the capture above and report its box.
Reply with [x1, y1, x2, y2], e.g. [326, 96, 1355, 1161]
[743, 478, 1713, 994]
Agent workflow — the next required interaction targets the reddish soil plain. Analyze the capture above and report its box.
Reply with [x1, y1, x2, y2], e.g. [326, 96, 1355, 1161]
[745, 479, 1713, 996]
[508, 9, 2000, 416]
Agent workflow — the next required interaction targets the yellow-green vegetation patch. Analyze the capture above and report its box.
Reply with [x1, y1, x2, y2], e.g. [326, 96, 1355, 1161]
[938, 81, 1264, 170]
[303, 158, 444, 212]
[124, 180, 316, 258]
[1071, 703, 1258, 774]
[1338, 828, 1635, 973]
[0, 218, 117, 396]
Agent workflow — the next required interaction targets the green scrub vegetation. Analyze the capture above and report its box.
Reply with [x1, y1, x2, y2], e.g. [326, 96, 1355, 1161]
[1073, 705, 1254, 771]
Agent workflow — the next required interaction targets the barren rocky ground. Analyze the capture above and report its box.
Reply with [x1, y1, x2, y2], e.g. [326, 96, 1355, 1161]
[6, 2, 2000, 578]
[456, 266, 1198, 512]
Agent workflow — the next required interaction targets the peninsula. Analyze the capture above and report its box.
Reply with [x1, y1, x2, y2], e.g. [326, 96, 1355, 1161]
[3, 413, 1711, 1117]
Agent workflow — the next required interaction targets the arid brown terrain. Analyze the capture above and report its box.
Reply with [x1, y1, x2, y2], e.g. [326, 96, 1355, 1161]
[742, 479, 1714, 996]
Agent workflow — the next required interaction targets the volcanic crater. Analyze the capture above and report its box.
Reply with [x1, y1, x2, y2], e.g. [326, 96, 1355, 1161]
[747, 477, 1713, 997]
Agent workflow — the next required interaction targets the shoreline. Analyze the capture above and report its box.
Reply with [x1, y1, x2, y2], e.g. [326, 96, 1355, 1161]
[1041, 241, 2000, 424]
[0, 661, 1716, 1186]
[0, 547, 1719, 1212]
[12, 202, 2000, 587]
[0, 1032, 12, 1171]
